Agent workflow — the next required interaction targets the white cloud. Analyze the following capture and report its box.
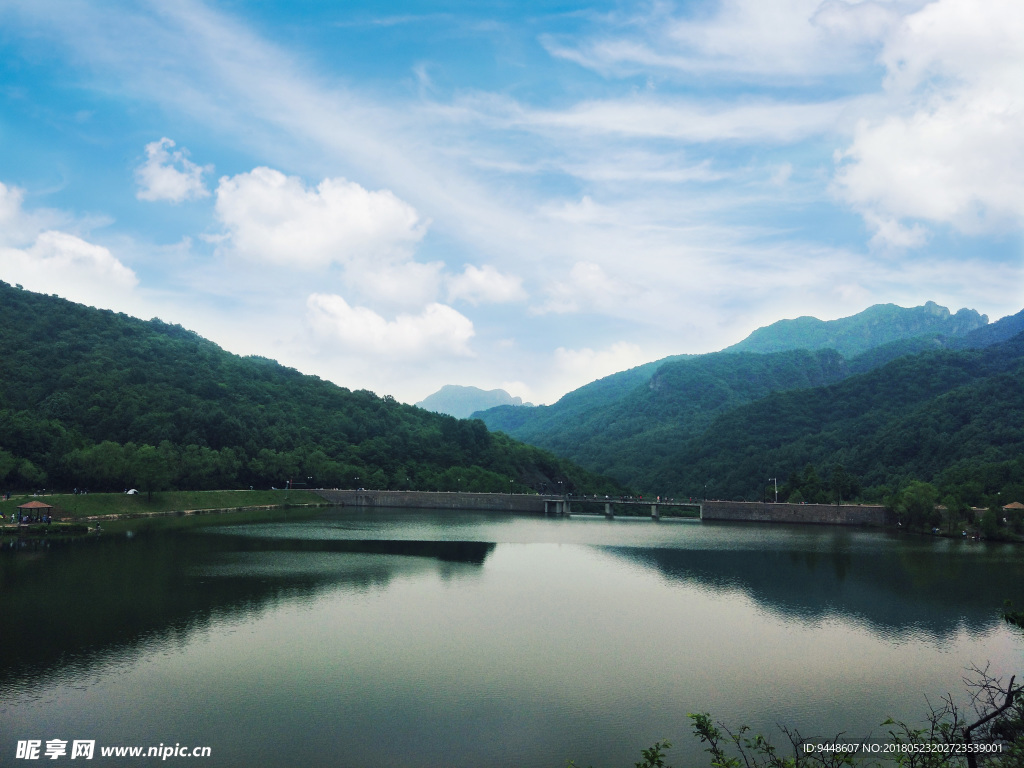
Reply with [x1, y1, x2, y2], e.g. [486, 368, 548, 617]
[306, 293, 474, 359]
[860, 211, 929, 249]
[447, 264, 526, 305]
[541, 195, 611, 225]
[0, 181, 138, 308]
[6, 0, 1020, 405]
[465, 92, 860, 144]
[0, 230, 138, 306]
[345, 260, 445, 310]
[534, 261, 637, 316]
[0, 182, 68, 246]
[543, 0, 911, 80]
[833, 0, 1024, 243]
[0, 182, 28, 240]
[214, 167, 428, 268]
[549, 342, 653, 399]
[769, 163, 794, 186]
[135, 137, 212, 203]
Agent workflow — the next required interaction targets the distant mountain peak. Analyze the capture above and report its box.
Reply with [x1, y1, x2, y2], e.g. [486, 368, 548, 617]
[416, 385, 530, 419]
[723, 302, 988, 357]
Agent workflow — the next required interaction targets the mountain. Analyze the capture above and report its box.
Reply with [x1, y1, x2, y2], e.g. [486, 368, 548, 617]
[480, 349, 849, 480]
[475, 354, 690, 434]
[475, 303, 1024, 501]
[416, 385, 529, 419]
[658, 332, 1024, 502]
[480, 302, 989, 442]
[0, 282, 624, 497]
[722, 301, 988, 357]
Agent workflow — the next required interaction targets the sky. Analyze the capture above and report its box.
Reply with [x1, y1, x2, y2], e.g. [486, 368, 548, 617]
[0, 0, 1022, 405]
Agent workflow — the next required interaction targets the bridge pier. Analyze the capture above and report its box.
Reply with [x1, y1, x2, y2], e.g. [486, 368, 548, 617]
[604, 502, 613, 519]
[545, 499, 573, 516]
[651, 504, 659, 520]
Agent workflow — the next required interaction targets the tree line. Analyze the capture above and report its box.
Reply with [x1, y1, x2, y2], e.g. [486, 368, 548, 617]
[0, 282, 625, 497]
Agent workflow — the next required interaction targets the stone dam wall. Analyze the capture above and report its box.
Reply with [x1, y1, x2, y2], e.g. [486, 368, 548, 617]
[312, 490, 893, 527]
[700, 500, 892, 527]
[313, 489, 549, 514]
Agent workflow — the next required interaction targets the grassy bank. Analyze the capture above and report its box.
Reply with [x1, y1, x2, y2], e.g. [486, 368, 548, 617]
[0, 489, 324, 521]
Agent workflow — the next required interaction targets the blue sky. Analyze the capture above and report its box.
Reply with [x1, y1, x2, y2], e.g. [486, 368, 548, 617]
[1, 0, 1021, 404]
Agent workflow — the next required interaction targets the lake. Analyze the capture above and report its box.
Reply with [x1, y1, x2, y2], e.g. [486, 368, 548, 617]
[2, 507, 1022, 767]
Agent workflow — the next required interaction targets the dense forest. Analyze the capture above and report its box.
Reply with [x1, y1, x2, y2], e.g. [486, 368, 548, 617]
[477, 303, 1024, 509]
[0, 282, 625, 497]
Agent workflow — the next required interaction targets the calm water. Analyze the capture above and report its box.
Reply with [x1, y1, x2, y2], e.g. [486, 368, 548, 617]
[2, 508, 1023, 767]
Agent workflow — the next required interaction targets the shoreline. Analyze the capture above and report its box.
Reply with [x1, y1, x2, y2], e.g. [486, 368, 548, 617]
[0, 502, 329, 536]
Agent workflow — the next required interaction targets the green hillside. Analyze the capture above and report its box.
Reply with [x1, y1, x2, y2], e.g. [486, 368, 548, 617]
[484, 349, 850, 479]
[475, 304, 1024, 504]
[0, 282, 624, 496]
[476, 354, 689, 437]
[657, 333, 1024, 502]
[477, 302, 994, 448]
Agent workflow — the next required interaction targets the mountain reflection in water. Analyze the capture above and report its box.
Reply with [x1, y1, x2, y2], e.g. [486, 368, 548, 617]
[604, 540, 1024, 638]
[0, 532, 494, 694]
[3, 513, 1023, 768]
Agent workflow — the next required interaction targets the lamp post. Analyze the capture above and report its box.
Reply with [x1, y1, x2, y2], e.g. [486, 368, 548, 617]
[509, 479, 513, 496]
[769, 477, 777, 503]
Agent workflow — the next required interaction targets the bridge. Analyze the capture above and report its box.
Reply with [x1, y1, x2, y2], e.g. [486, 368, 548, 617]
[544, 496, 700, 519]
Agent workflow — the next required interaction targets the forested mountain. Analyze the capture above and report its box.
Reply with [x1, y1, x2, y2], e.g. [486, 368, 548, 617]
[481, 349, 851, 479]
[477, 303, 990, 442]
[476, 303, 1024, 504]
[416, 385, 528, 419]
[478, 353, 690, 435]
[722, 301, 987, 356]
[0, 282, 623, 496]
[652, 333, 1024, 502]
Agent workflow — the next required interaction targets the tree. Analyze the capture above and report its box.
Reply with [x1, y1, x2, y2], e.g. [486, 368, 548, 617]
[589, 668, 1024, 768]
[941, 494, 970, 535]
[802, 464, 824, 503]
[0, 448, 18, 485]
[131, 444, 173, 500]
[980, 505, 1001, 540]
[899, 481, 939, 528]
[829, 463, 856, 504]
[16, 459, 47, 489]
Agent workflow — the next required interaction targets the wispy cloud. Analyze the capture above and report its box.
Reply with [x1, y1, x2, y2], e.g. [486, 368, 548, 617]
[1, 0, 1019, 404]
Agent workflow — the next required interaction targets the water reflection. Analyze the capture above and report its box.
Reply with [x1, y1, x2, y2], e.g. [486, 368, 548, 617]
[604, 540, 1023, 638]
[0, 531, 494, 695]
[2, 513, 1022, 768]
